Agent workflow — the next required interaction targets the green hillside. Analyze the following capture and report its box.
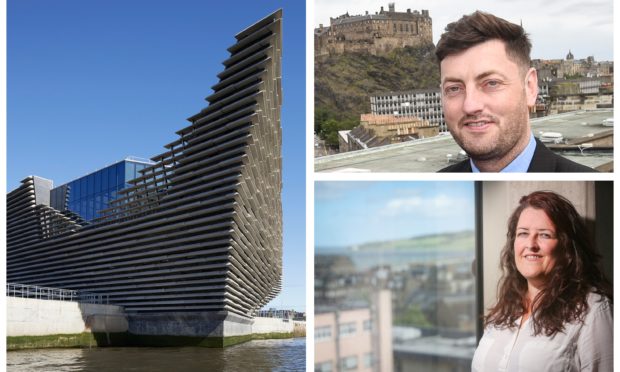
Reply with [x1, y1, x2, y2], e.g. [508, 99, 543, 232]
[315, 45, 441, 146]
[356, 230, 475, 252]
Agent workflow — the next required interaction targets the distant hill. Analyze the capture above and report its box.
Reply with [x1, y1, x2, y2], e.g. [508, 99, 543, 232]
[315, 44, 441, 125]
[317, 230, 475, 253]
[357, 230, 475, 252]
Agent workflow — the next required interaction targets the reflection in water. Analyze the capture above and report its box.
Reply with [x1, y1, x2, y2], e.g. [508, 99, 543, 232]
[7, 338, 305, 372]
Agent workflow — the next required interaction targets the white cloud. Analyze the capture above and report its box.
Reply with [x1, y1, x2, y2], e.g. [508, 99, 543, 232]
[382, 196, 423, 215]
[380, 194, 469, 217]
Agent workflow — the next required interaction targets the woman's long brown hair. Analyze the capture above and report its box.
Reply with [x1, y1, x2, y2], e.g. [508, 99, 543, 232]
[485, 191, 612, 336]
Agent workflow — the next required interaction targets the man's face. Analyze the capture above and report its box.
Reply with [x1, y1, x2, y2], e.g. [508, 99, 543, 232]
[440, 39, 538, 164]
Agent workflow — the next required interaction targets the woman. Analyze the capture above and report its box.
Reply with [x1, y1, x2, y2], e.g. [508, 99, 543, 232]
[472, 191, 612, 372]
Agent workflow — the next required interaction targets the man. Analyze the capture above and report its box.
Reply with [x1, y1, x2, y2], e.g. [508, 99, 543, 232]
[435, 11, 596, 172]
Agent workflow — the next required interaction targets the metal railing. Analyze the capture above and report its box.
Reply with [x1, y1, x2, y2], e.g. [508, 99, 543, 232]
[254, 309, 305, 320]
[6, 283, 109, 305]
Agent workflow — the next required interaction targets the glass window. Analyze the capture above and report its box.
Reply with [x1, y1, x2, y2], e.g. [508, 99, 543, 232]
[87, 199, 94, 221]
[136, 163, 147, 176]
[71, 180, 80, 201]
[338, 322, 356, 337]
[102, 167, 109, 191]
[87, 174, 94, 195]
[363, 319, 372, 331]
[80, 177, 88, 198]
[125, 162, 136, 182]
[95, 193, 103, 218]
[315, 362, 332, 372]
[109, 165, 117, 189]
[94, 171, 102, 193]
[340, 356, 358, 371]
[79, 201, 86, 218]
[116, 162, 125, 187]
[315, 182, 477, 372]
[315, 326, 332, 342]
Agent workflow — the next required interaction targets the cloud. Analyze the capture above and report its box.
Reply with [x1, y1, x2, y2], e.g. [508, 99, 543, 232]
[380, 193, 470, 217]
[382, 196, 424, 215]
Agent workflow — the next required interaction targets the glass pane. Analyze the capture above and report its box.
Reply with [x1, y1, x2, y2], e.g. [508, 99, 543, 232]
[80, 177, 87, 199]
[102, 167, 109, 190]
[94, 171, 102, 193]
[125, 162, 136, 182]
[315, 181, 477, 372]
[72, 180, 80, 201]
[87, 174, 94, 195]
[109, 165, 116, 188]
[117, 162, 125, 187]
[95, 193, 102, 218]
[136, 163, 143, 174]
[87, 198, 94, 221]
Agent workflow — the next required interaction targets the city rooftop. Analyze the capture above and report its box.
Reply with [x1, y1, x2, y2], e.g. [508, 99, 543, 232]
[315, 109, 613, 172]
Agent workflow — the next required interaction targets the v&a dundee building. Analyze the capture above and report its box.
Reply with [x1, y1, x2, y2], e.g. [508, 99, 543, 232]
[7, 11, 283, 345]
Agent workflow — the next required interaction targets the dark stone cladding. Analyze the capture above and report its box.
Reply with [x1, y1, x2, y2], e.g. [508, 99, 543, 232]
[7, 10, 283, 319]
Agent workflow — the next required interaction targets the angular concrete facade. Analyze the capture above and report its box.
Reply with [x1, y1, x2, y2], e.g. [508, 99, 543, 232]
[7, 11, 282, 341]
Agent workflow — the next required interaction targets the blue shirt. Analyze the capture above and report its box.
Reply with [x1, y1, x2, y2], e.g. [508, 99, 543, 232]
[471, 133, 536, 173]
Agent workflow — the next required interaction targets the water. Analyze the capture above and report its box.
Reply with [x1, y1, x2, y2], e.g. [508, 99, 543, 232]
[7, 338, 306, 372]
[318, 249, 474, 270]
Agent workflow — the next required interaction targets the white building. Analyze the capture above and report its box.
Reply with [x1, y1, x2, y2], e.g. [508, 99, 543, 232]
[370, 89, 446, 132]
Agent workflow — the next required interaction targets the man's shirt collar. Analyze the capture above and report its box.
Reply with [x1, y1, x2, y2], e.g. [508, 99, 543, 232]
[471, 133, 536, 173]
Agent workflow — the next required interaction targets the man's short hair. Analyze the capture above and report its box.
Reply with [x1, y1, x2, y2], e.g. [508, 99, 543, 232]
[435, 11, 532, 71]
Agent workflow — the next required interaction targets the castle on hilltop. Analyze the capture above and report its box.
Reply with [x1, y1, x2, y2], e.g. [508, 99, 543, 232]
[315, 3, 433, 57]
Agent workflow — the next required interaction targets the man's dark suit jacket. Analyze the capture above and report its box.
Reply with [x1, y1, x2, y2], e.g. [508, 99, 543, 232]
[439, 138, 598, 172]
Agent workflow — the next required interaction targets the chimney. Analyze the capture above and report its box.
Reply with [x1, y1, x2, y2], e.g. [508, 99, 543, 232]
[389, 3, 395, 12]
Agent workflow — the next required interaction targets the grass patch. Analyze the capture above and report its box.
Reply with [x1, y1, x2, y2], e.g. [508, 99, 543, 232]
[252, 332, 294, 340]
[7, 331, 303, 350]
[8, 333, 98, 350]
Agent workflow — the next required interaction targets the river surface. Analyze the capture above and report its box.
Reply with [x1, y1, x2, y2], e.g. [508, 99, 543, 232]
[7, 338, 306, 372]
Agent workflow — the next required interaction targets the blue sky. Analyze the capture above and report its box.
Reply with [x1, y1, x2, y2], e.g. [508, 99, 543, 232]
[7, 0, 305, 312]
[315, 181, 475, 248]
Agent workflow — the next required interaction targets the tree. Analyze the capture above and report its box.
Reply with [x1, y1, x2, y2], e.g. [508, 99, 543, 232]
[393, 305, 432, 327]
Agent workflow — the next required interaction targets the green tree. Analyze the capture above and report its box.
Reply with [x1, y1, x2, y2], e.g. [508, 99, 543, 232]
[394, 305, 433, 327]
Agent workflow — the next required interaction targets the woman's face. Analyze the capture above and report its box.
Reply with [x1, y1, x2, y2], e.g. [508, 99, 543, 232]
[514, 207, 559, 289]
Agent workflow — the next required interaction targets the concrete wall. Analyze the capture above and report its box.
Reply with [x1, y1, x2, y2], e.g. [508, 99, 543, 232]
[251, 317, 302, 334]
[375, 290, 393, 372]
[126, 311, 253, 338]
[7, 297, 127, 336]
[8, 297, 303, 340]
